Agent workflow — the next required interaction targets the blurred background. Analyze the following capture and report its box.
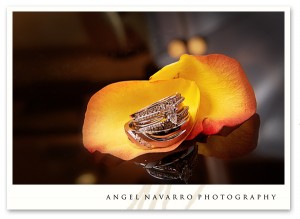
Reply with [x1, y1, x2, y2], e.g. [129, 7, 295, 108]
[13, 11, 284, 184]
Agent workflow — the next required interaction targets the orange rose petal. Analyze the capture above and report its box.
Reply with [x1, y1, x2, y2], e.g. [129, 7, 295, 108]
[132, 140, 196, 164]
[82, 79, 200, 160]
[197, 113, 260, 159]
[150, 54, 257, 138]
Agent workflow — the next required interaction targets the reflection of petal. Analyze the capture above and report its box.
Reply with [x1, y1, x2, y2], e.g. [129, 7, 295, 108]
[197, 113, 260, 159]
[93, 151, 124, 168]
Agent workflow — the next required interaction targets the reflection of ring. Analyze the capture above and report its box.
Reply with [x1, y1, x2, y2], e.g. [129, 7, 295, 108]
[124, 93, 190, 149]
[136, 144, 198, 183]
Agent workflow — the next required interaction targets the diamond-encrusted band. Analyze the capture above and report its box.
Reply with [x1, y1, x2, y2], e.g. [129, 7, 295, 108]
[124, 93, 190, 149]
[137, 106, 189, 134]
[130, 93, 184, 123]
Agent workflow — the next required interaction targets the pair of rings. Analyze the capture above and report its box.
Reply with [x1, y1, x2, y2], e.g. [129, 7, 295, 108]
[124, 93, 190, 149]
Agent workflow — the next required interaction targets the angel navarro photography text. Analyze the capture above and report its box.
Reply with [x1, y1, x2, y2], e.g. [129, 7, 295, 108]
[106, 193, 277, 201]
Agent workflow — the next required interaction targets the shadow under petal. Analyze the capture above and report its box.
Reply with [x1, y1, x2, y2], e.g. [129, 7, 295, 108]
[197, 113, 260, 159]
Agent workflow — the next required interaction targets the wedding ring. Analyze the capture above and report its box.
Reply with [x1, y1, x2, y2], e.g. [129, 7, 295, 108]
[124, 93, 190, 149]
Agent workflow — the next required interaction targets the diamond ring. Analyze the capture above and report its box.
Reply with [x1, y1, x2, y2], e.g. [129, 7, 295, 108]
[124, 93, 190, 149]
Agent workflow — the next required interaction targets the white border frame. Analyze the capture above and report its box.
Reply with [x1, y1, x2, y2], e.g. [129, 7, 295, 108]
[6, 7, 290, 210]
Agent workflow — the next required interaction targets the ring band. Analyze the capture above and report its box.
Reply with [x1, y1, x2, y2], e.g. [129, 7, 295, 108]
[130, 93, 184, 122]
[124, 93, 190, 149]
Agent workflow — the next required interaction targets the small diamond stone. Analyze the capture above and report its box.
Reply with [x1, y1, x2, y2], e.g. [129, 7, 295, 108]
[168, 113, 177, 125]
[166, 105, 177, 124]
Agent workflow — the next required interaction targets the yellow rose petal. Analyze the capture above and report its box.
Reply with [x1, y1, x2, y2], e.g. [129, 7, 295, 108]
[150, 54, 257, 138]
[83, 78, 200, 160]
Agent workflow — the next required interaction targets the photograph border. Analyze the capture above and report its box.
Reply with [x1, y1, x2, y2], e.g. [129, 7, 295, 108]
[6, 6, 290, 210]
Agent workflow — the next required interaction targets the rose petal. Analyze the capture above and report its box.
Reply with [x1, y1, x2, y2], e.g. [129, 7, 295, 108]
[82, 78, 200, 160]
[150, 54, 257, 138]
[197, 113, 260, 159]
